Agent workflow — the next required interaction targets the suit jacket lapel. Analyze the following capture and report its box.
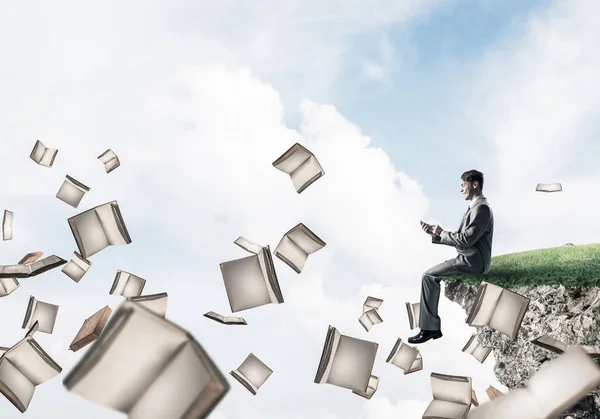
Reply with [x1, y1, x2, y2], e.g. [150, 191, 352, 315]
[458, 196, 486, 233]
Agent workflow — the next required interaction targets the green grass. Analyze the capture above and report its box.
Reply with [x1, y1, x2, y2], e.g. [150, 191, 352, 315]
[445, 243, 600, 287]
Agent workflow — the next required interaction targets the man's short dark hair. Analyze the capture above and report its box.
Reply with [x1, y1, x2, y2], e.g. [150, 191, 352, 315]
[461, 170, 484, 189]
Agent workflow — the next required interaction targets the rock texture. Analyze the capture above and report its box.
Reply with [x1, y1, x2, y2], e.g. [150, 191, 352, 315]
[445, 280, 600, 418]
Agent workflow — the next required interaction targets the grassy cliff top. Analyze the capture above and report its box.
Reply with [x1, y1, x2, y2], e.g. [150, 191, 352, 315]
[445, 243, 600, 287]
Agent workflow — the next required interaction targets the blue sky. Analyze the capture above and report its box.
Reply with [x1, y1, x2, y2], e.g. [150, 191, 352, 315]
[0, 0, 599, 418]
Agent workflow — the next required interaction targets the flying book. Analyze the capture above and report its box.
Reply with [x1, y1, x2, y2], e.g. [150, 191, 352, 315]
[203, 311, 247, 325]
[97, 149, 120, 173]
[220, 236, 283, 313]
[63, 301, 230, 418]
[466, 282, 529, 340]
[69, 306, 112, 352]
[67, 201, 132, 259]
[462, 334, 493, 363]
[0, 252, 43, 298]
[486, 385, 504, 400]
[386, 338, 422, 375]
[359, 296, 383, 332]
[471, 389, 479, 407]
[109, 270, 146, 297]
[22, 295, 59, 334]
[18, 252, 43, 265]
[406, 302, 420, 330]
[29, 140, 58, 167]
[272, 142, 324, 193]
[352, 375, 379, 399]
[535, 183, 562, 192]
[2, 209, 12, 240]
[314, 325, 378, 393]
[61, 251, 92, 283]
[56, 175, 91, 208]
[423, 373, 472, 419]
[0, 255, 66, 278]
[466, 346, 600, 419]
[531, 334, 600, 358]
[274, 223, 326, 273]
[0, 347, 8, 356]
[126, 293, 168, 318]
[230, 353, 273, 395]
[0, 321, 62, 412]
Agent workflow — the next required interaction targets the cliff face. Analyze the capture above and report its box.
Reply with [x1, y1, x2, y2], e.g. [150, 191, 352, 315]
[444, 281, 600, 418]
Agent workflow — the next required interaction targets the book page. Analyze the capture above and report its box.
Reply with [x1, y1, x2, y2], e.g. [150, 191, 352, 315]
[30, 140, 46, 163]
[0, 358, 34, 411]
[24, 300, 59, 334]
[389, 340, 418, 372]
[256, 249, 278, 304]
[290, 155, 323, 192]
[533, 335, 569, 353]
[39, 148, 57, 167]
[70, 209, 109, 258]
[273, 145, 311, 174]
[275, 235, 307, 272]
[233, 237, 263, 255]
[287, 225, 325, 254]
[129, 341, 212, 419]
[220, 255, 271, 312]
[468, 283, 503, 326]
[318, 327, 341, 383]
[236, 354, 273, 390]
[327, 335, 378, 393]
[111, 271, 146, 297]
[96, 203, 128, 246]
[2, 210, 13, 240]
[489, 290, 528, 338]
[5, 339, 61, 386]
[406, 302, 420, 329]
[363, 297, 383, 313]
[128, 293, 168, 318]
[0, 278, 19, 296]
[422, 399, 469, 419]
[431, 373, 471, 405]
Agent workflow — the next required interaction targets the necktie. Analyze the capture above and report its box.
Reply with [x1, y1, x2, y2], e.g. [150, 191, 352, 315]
[465, 206, 470, 215]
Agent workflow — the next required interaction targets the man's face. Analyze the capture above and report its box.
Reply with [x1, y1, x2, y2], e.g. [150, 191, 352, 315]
[460, 180, 474, 200]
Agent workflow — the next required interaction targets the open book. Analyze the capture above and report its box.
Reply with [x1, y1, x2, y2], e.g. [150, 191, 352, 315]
[68, 201, 132, 259]
[535, 183, 562, 192]
[203, 311, 247, 325]
[18, 252, 43, 265]
[274, 223, 326, 273]
[29, 140, 58, 167]
[467, 346, 600, 419]
[0, 252, 43, 298]
[486, 385, 504, 400]
[314, 325, 378, 393]
[0, 322, 62, 412]
[56, 175, 91, 208]
[109, 270, 146, 297]
[230, 353, 273, 395]
[359, 297, 383, 332]
[22, 296, 60, 334]
[352, 375, 379, 399]
[0, 255, 66, 278]
[126, 293, 168, 318]
[63, 301, 230, 418]
[61, 252, 92, 283]
[462, 334, 493, 363]
[471, 389, 479, 407]
[406, 302, 420, 330]
[386, 338, 422, 375]
[97, 149, 120, 173]
[423, 372, 472, 419]
[2, 210, 12, 240]
[220, 236, 283, 313]
[466, 282, 529, 340]
[531, 334, 600, 358]
[69, 306, 112, 352]
[272, 142, 324, 193]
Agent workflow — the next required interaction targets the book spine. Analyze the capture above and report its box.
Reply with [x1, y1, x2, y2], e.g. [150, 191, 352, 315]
[386, 338, 402, 363]
[466, 284, 487, 325]
[21, 297, 35, 329]
[111, 203, 132, 244]
[263, 247, 284, 303]
[511, 299, 530, 340]
[314, 326, 335, 383]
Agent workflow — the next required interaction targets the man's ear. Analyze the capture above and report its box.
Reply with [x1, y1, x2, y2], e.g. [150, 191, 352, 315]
[473, 181, 478, 189]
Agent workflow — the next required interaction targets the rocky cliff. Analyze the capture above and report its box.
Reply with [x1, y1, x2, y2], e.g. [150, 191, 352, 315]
[445, 280, 600, 418]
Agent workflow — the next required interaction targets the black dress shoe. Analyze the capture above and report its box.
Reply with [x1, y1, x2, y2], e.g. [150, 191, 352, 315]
[407, 329, 443, 344]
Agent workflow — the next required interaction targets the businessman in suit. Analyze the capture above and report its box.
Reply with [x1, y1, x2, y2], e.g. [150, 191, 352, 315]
[408, 169, 494, 344]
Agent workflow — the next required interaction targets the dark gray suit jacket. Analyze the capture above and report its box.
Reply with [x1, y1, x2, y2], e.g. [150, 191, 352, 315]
[431, 195, 494, 274]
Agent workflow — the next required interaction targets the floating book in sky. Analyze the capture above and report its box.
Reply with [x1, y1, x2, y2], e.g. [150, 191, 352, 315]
[2, 209, 12, 240]
[69, 306, 112, 352]
[467, 346, 600, 419]
[486, 385, 504, 400]
[535, 183, 562, 192]
[127, 293, 168, 318]
[0, 255, 66, 278]
[220, 236, 283, 313]
[67, 201, 132, 259]
[314, 325, 378, 393]
[0, 252, 43, 298]
[29, 140, 58, 167]
[230, 353, 273, 395]
[405, 302, 420, 330]
[386, 338, 422, 375]
[61, 251, 91, 283]
[18, 251, 43, 265]
[0, 321, 62, 413]
[462, 334, 493, 363]
[109, 270, 146, 297]
[274, 223, 326, 273]
[359, 296, 383, 332]
[203, 311, 247, 325]
[423, 373, 472, 419]
[63, 301, 230, 418]
[466, 281, 529, 340]
[22, 295, 59, 334]
[272, 142, 324, 193]
[531, 334, 600, 358]
[97, 149, 120, 173]
[471, 389, 479, 407]
[56, 175, 91, 208]
[352, 375, 379, 399]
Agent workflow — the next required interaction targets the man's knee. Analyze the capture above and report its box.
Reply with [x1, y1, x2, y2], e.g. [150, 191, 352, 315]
[422, 272, 440, 284]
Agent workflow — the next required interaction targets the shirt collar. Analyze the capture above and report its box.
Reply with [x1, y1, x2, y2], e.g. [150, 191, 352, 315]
[469, 194, 484, 208]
